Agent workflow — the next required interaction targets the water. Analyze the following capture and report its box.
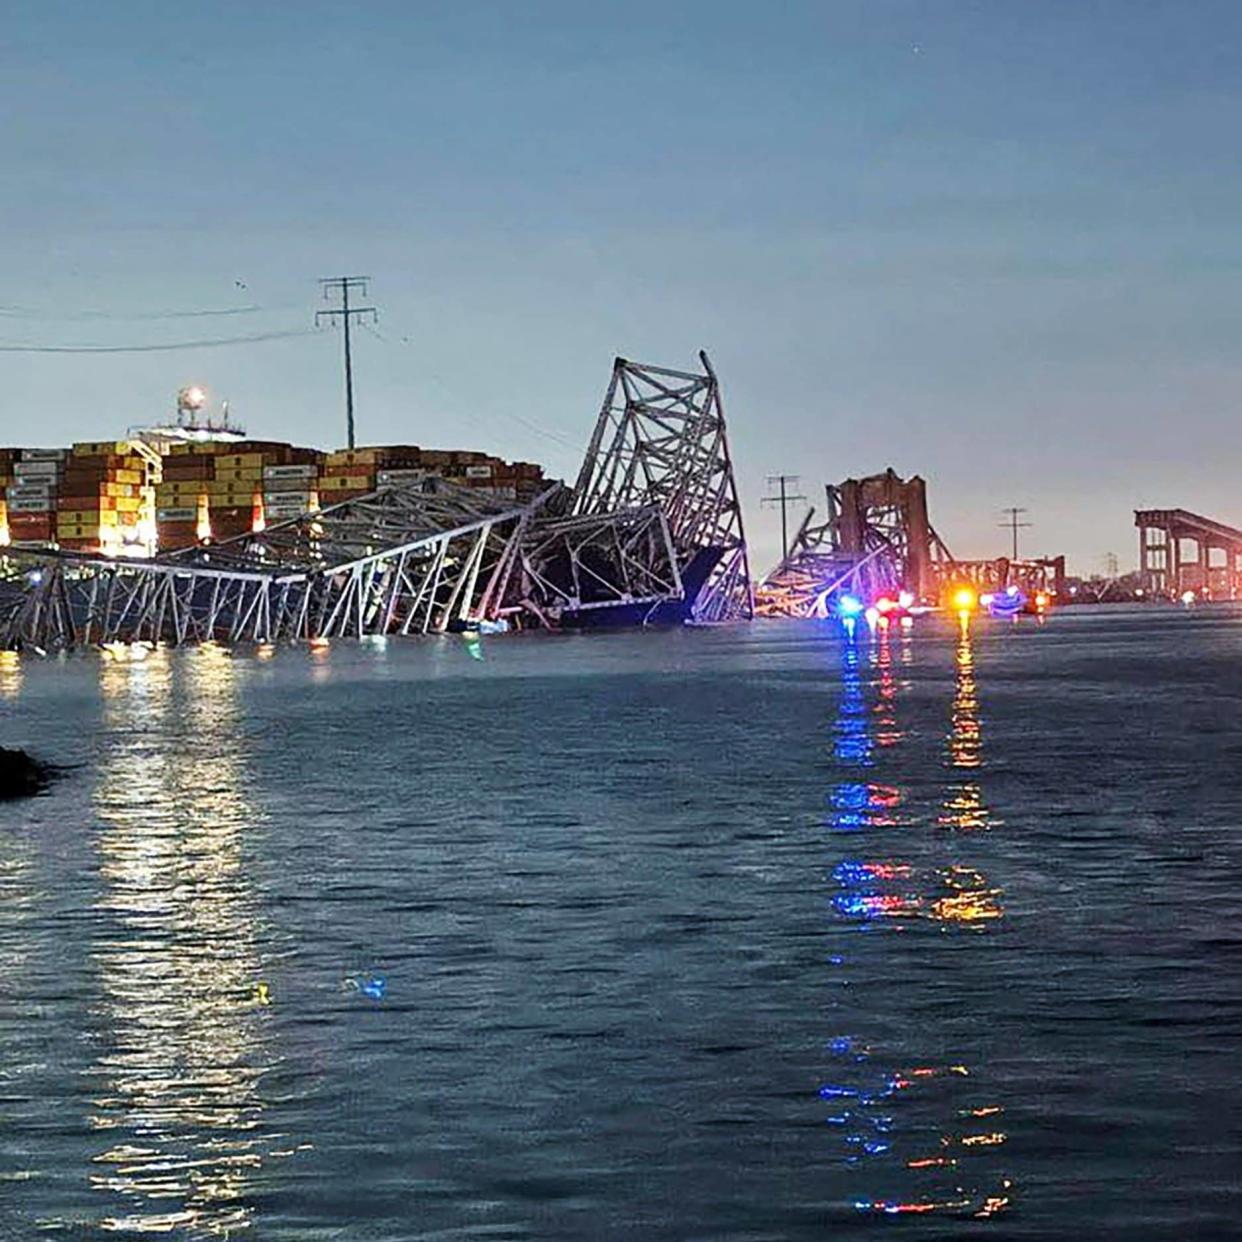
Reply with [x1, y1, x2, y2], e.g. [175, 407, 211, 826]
[1, 607, 1239, 1240]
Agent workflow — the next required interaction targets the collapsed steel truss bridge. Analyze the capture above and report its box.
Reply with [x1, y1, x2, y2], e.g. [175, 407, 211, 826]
[756, 469, 953, 617]
[755, 467, 1066, 617]
[0, 352, 752, 650]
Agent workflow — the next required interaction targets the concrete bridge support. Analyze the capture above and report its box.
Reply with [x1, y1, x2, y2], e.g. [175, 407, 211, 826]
[1135, 509, 1242, 599]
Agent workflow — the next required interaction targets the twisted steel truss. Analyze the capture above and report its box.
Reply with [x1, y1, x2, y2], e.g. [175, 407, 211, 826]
[756, 471, 954, 617]
[1, 352, 754, 649]
[571, 351, 752, 622]
[0, 479, 545, 649]
[754, 509, 872, 619]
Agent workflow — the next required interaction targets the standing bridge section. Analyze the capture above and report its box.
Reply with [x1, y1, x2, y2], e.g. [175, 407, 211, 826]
[1135, 509, 1242, 598]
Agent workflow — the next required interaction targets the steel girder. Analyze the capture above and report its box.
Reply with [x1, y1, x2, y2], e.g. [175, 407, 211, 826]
[164, 475, 537, 575]
[0, 479, 545, 650]
[0, 555, 300, 649]
[571, 351, 753, 622]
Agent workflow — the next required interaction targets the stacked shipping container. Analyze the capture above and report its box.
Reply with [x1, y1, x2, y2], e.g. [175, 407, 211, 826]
[263, 462, 320, 523]
[320, 446, 545, 505]
[0, 435, 546, 552]
[58, 441, 154, 554]
[319, 446, 420, 501]
[1, 449, 68, 545]
[156, 440, 325, 550]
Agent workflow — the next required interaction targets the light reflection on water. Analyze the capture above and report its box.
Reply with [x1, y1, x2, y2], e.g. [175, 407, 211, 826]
[0, 648, 22, 698]
[823, 619, 1011, 1219]
[869, 623, 902, 749]
[0, 812, 35, 1183]
[86, 644, 283, 1236]
[940, 617, 994, 831]
[832, 861, 1003, 927]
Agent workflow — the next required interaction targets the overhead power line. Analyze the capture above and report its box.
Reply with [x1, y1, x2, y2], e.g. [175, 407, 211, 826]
[360, 321, 581, 452]
[0, 328, 319, 354]
[0, 302, 297, 322]
[761, 474, 807, 562]
[999, 506, 1032, 560]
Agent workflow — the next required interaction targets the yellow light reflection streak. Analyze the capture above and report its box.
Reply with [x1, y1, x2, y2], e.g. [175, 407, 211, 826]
[928, 865, 1003, 925]
[940, 617, 992, 830]
[0, 649, 22, 699]
[88, 645, 279, 1236]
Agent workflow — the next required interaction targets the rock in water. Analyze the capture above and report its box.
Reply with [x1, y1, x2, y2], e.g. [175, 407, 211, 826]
[0, 747, 53, 799]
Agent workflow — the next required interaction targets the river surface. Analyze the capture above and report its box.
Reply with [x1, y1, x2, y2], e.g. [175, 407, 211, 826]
[0, 606, 1239, 1240]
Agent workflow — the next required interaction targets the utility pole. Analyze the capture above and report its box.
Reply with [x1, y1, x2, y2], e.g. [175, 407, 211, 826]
[762, 474, 807, 562]
[316, 276, 377, 449]
[999, 506, 1031, 561]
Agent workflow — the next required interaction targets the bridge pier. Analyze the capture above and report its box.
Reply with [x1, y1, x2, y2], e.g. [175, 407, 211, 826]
[1138, 521, 1167, 595]
[1135, 509, 1242, 600]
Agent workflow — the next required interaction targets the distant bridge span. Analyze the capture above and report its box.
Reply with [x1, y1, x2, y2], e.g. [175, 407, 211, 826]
[1135, 508, 1242, 598]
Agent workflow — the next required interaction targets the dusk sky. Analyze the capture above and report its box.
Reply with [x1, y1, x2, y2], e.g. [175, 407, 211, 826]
[2, 1, 1239, 573]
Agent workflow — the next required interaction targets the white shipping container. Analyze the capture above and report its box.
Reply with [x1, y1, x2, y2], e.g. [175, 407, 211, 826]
[7, 482, 56, 499]
[465, 464, 493, 479]
[263, 464, 318, 479]
[157, 507, 197, 521]
[19, 448, 68, 461]
[376, 468, 427, 484]
[8, 496, 53, 512]
[263, 476, 315, 494]
[14, 460, 61, 478]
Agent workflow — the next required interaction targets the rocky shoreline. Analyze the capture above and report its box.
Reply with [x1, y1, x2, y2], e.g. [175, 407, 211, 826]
[0, 747, 54, 799]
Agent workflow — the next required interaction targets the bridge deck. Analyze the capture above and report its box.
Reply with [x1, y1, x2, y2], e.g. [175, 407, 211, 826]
[1134, 508, 1242, 546]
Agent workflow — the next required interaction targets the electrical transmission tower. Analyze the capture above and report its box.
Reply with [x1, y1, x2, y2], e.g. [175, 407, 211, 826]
[762, 474, 807, 563]
[999, 506, 1031, 560]
[317, 276, 377, 449]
